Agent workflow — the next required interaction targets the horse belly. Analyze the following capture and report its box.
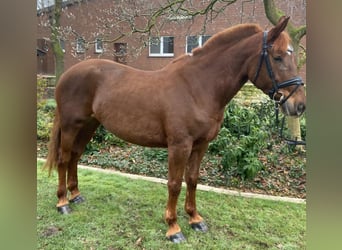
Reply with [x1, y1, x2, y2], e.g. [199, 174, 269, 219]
[96, 111, 167, 148]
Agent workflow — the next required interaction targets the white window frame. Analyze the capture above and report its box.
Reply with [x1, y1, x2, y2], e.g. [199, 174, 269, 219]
[59, 39, 65, 53]
[186, 35, 211, 54]
[76, 37, 85, 53]
[95, 38, 103, 53]
[149, 36, 174, 57]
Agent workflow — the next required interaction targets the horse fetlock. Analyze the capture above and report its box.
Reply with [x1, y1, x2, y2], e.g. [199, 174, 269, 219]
[189, 213, 203, 224]
[166, 223, 182, 237]
[165, 209, 177, 224]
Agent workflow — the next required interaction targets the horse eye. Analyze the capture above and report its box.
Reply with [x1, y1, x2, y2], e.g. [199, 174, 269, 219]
[273, 56, 282, 62]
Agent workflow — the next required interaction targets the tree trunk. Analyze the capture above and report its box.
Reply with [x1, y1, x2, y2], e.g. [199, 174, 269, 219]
[50, 0, 64, 83]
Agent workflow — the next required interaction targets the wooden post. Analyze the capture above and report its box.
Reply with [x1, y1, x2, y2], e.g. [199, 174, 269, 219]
[287, 117, 304, 151]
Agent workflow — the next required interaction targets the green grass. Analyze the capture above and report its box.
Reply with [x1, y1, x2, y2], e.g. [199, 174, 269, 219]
[37, 161, 306, 249]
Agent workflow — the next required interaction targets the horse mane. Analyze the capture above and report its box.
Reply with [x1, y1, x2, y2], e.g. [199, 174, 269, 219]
[171, 23, 291, 63]
[193, 23, 263, 56]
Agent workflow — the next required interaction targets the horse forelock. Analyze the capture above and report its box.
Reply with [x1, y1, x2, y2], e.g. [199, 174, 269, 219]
[193, 23, 262, 56]
[272, 31, 292, 54]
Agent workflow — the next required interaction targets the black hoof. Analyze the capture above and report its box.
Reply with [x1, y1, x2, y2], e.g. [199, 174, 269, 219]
[57, 204, 72, 214]
[69, 195, 85, 204]
[167, 232, 186, 243]
[190, 221, 208, 232]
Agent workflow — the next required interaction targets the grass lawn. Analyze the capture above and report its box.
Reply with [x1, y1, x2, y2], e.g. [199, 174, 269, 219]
[37, 161, 306, 249]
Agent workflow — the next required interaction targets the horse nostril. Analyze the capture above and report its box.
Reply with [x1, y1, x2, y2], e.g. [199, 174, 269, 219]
[297, 103, 305, 115]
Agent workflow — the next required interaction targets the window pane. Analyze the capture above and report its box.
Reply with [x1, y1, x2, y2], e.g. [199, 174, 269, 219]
[163, 37, 174, 54]
[202, 35, 211, 45]
[187, 36, 199, 53]
[150, 37, 160, 54]
[59, 39, 65, 52]
[76, 37, 85, 53]
[96, 39, 103, 49]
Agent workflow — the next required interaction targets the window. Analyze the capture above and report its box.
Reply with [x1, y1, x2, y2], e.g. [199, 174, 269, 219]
[149, 36, 174, 57]
[114, 43, 127, 64]
[186, 35, 211, 54]
[95, 38, 103, 53]
[76, 37, 85, 53]
[59, 39, 65, 53]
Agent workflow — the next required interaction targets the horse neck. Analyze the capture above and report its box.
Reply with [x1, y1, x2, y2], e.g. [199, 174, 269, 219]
[185, 34, 260, 111]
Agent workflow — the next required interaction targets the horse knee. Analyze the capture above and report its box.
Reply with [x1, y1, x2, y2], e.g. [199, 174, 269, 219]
[185, 174, 198, 189]
[167, 180, 182, 195]
[187, 176, 197, 187]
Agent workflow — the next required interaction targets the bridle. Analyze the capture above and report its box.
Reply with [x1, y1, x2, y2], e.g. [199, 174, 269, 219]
[254, 31, 306, 146]
[253, 31, 304, 103]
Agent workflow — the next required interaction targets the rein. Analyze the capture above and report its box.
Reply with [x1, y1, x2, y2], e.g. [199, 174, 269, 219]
[274, 104, 306, 146]
[254, 31, 305, 146]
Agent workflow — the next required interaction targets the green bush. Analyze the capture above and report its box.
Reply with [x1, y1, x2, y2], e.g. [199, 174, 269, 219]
[37, 78, 55, 140]
[37, 77, 48, 109]
[208, 99, 306, 180]
[300, 113, 306, 139]
[85, 125, 127, 154]
[37, 105, 54, 140]
[142, 148, 168, 162]
[208, 100, 274, 180]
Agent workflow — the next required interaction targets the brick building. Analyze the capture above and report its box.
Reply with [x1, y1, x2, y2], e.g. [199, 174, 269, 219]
[37, 0, 306, 81]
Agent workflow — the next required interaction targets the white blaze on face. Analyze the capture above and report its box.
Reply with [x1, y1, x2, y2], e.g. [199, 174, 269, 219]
[287, 45, 294, 55]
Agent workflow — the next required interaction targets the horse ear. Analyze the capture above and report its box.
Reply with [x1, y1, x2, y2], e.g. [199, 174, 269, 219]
[267, 16, 290, 44]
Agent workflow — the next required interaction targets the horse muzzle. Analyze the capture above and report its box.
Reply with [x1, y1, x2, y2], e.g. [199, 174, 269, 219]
[280, 99, 306, 117]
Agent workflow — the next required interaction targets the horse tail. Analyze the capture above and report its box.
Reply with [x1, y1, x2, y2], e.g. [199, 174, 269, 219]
[43, 110, 61, 176]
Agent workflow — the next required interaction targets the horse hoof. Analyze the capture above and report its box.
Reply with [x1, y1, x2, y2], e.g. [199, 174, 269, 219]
[57, 204, 72, 214]
[167, 232, 186, 243]
[69, 195, 85, 204]
[190, 221, 208, 232]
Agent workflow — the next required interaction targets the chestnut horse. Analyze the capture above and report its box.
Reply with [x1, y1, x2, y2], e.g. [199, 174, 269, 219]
[44, 16, 305, 243]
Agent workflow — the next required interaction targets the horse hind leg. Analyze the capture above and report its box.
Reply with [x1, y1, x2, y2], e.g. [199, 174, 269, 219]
[56, 125, 81, 214]
[67, 118, 100, 204]
[56, 116, 99, 214]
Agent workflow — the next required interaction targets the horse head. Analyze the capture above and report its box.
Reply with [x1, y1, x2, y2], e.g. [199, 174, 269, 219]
[250, 16, 306, 117]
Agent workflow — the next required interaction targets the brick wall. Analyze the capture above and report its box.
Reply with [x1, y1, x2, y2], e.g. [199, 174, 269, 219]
[37, 0, 306, 81]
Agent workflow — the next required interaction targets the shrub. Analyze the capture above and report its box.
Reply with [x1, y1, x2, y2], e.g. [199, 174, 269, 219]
[37, 78, 55, 140]
[142, 148, 168, 162]
[37, 77, 48, 108]
[37, 104, 55, 140]
[208, 100, 274, 180]
[84, 125, 127, 154]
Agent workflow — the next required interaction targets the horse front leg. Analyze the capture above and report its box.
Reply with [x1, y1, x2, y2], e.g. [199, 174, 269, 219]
[184, 142, 209, 232]
[165, 141, 192, 243]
